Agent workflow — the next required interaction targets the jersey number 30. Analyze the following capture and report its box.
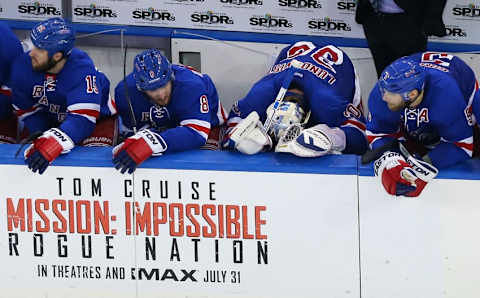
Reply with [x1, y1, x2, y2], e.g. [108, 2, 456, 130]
[287, 41, 344, 73]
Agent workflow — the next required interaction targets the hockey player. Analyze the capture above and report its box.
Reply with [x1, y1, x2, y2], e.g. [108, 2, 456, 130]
[112, 48, 226, 174]
[367, 53, 479, 197]
[223, 41, 368, 157]
[0, 21, 23, 143]
[10, 18, 115, 174]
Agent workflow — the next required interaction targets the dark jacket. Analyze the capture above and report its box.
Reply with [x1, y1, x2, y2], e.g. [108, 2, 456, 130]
[355, 0, 447, 37]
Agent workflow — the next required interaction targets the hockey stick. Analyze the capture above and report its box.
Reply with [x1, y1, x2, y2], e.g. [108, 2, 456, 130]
[14, 131, 43, 158]
[121, 30, 137, 134]
[263, 59, 303, 133]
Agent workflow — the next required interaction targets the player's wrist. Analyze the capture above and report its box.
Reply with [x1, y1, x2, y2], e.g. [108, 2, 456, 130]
[136, 129, 167, 156]
[42, 128, 75, 153]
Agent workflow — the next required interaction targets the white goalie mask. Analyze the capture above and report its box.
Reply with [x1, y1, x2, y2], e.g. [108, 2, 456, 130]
[266, 100, 307, 141]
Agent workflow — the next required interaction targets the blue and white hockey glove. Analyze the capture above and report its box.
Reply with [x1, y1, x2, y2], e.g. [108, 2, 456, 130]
[24, 128, 74, 174]
[222, 111, 272, 155]
[275, 124, 346, 157]
[112, 128, 167, 174]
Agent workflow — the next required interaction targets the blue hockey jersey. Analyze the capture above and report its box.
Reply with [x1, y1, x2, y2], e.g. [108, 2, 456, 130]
[367, 52, 479, 169]
[0, 22, 23, 119]
[10, 48, 112, 144]
[114, 64, 226, 153]
[226, 41, 367, 154]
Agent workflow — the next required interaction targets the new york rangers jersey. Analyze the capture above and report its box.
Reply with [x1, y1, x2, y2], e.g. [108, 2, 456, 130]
[114, 64, 226, 153]
[367, 52, 479, 169]
[227, 41, 367, 154]
[0, 22, 23, 119]
[10, 48, 112, 144]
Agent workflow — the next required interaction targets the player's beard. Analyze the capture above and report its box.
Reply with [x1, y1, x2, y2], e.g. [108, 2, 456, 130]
[33, 56, 62, 72]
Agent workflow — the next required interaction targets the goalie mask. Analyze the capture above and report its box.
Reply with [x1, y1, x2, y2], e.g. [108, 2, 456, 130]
[266, 92, 308, 141]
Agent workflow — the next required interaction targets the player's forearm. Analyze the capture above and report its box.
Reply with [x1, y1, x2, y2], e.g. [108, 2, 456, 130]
[427, 141, 471, 169]
[340, 126, 368, 155]
[159, 126, 206, 153]
[59, 114, 95, 144]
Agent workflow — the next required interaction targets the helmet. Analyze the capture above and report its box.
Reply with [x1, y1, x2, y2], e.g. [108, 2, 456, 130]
[379, 57, 426, 101]
[266, 98, 307, 141]
[30, 17, 75, 57]
[133, 49, 172, 91]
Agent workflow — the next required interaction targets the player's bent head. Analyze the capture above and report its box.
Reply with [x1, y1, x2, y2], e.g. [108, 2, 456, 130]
[29, 17, 75, 72]
[30, 17, 75, 58]
[266, 99, 307, 142]
[133, 49, 173, 91]
[379, 57, 426, 111]
[29, 46, 64, 72]
[144, 81, 173, 107]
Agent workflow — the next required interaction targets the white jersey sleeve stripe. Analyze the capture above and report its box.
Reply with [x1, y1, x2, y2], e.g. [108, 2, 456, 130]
[68, 103, 101, 112]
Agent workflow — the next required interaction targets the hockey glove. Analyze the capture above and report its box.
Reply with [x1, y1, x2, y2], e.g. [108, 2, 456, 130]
[223, 111, 272, 155]
[275, 124, 346, 157]
[374, 151, 438, 197]
[408, 125, 440, 147]
[112, 128, 167, 174]
[24, 128, 75, 174]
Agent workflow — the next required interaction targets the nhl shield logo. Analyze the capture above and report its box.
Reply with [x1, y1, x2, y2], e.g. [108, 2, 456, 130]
[149, 70, 155, 79]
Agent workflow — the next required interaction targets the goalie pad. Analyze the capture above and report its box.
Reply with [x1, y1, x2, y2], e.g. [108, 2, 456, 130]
[275, 124, 346, 157]
[229, 111, 272, 155]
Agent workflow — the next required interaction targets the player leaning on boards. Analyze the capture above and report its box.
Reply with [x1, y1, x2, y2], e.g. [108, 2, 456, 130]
[0, 21, 23, 144]
[366, 52, 480, 197]
[10, 17, 116, 175]
[223, 41, 368, 157]
[112, 49, 227, 174]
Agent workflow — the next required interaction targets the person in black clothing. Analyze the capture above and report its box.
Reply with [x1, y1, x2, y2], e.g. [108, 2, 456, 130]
[355, 0, 447, 77]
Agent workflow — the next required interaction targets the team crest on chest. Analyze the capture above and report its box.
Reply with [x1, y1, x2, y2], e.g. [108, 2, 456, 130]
[38, 96, 49, 106]
[150, 105, 170, 121]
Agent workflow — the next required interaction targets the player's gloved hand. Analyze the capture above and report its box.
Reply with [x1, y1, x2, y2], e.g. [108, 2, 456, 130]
[374, 151, 438, 197]
[408, 125, 440, 147]
[24, 128, 74, 174]
[275, 124, 346, 157]
[223, 111, 272, 155]
[112, 128, 167, 174]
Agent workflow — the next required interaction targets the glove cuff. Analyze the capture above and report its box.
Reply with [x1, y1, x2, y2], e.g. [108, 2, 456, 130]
[138, 129, 167, 156]
[43, 128, 75, 153]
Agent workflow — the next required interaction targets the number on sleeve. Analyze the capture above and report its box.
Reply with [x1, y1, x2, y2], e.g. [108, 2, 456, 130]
[200, 95, 209, 113]
[85, 75, 99, 94]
